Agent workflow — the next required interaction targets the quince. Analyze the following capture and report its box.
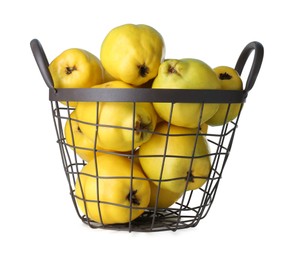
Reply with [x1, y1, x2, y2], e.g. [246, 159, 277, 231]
[75, 154, 150, 224]
[100, 24, 165, 86]
[75, 81, 157, 152]
[206, 66, 243, 126]
[49, 48, 104, 107]
[138, 122, 211, 194]
[152, 59, 221, 128]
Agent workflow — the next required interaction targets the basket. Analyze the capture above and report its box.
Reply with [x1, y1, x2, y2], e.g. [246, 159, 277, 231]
[30, 39, 263, 232]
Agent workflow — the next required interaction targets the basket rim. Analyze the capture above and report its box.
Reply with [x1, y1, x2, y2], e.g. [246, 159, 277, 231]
[49, 87, 248, 103]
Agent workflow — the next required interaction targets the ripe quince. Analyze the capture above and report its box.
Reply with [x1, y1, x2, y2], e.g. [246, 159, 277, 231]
[75, 81, 157, 152]
[75, 154, 151, 224]
[49, 48, 104, 107]
[138, 122, 211, 194]
[152, 58, 221, 128]
[206, 66, 243, 126]
[100, 24, 165, 86]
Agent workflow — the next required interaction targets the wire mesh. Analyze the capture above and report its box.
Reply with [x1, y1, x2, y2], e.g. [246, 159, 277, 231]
[50, 99, 243, 232]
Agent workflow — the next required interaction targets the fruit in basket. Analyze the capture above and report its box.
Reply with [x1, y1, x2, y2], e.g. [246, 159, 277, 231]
[49, 48, 104, 107]
[152, 58, 221, 128]
[206, 66, 243, 126]
[148, 181, 183, 208]
[100, 23, 165, 86]
[64, 111, 101, 162]
[75, 154, 151, 224]
[138, 122, 211, 194]
[75, 81, 157, 152]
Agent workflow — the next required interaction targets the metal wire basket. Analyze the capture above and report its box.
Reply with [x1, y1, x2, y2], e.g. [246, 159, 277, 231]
[30, 39, 263, 232]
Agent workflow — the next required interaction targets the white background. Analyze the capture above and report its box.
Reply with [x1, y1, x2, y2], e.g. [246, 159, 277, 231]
[1, 0, 292, 259]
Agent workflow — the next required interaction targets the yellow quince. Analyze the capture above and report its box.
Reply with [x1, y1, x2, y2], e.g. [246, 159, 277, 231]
[100, 24, 165, 86]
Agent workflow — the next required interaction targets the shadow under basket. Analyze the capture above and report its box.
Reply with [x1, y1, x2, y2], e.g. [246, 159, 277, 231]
[30, 39, 263, 232]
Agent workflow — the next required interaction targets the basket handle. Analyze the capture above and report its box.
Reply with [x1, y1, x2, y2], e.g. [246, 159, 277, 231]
[30, 39, 56, 92]
[235, 41, 264, 92]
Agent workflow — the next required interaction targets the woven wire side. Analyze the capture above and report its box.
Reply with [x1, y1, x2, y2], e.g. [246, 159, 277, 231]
[50, 100, 243, 232]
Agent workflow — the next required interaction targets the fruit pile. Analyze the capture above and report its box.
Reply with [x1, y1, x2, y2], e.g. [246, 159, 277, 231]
[49, 23, 243, 225]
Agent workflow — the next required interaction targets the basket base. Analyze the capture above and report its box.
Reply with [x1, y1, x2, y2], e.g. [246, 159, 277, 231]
[80, 207, 204, 232]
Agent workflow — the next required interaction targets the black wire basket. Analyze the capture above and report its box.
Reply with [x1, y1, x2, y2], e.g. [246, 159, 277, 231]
[30, 39, 263, 232]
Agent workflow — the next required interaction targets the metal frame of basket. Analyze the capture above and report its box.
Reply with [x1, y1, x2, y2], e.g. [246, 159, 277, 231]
[30, 39, 263, 232]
